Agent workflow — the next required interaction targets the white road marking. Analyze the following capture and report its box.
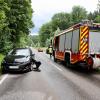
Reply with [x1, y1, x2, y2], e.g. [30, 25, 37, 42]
[50, 63, 63, 72]
[0, 74, 8, 85]
[38, 52, 63, 72]
[44, 54, 63, 72]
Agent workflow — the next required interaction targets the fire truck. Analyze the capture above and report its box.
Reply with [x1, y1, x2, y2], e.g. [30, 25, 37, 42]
[53, 21, 100, 69]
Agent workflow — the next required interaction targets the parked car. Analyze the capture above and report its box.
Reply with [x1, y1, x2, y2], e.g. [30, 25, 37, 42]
[1, 48, 35, 73]
[38, 48, 43, 52]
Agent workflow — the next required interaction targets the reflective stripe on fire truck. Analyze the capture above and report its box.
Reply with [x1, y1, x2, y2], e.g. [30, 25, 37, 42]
[80, 26, 89, 60]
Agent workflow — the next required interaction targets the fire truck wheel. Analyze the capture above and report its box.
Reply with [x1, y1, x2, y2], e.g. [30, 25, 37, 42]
[66, 62, 69, 67]
[86, 56, 93, 71]
[65, 53, 70, 67]
[87, 65, 93, 71]
[53, 51, 57, 62]
[54, 56, 57, 62]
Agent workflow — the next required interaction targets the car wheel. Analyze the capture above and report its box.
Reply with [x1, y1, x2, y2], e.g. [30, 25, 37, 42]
[30, 62, 34, 71]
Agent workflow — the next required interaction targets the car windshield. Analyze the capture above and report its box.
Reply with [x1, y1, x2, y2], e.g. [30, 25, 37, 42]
[9, 49, 30, 56]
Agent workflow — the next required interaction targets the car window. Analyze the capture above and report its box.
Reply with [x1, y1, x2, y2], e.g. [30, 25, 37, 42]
[9, 49, 30, 56]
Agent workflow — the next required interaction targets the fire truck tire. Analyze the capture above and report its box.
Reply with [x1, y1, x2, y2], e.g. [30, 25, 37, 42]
[65, 53, 70, 67]
[53, 51, 57, 62]
[54, 56, 57, 62]
[87, 65, 93, 71]
[86, 56, 93, 71]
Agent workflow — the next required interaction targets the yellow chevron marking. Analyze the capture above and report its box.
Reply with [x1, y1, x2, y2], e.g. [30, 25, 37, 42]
[82, 55, 86, 60]
[81, 43, 88, 52]
[80, 39, 84, 45]
[81, 44, 88, 53]
[81, 30, 88, 40]
[81, 34, 88, 41]
[80, 27, 88, 35]
[80, 36, 88, 47]
[83, 27, 88, 32]
[82, 48, 88, 54]
[85, 34, 88, 38]
[80, 42, 86, 49]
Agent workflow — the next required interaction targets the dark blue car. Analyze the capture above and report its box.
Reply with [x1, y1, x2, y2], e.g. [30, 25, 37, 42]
[1, 48, 35, 73]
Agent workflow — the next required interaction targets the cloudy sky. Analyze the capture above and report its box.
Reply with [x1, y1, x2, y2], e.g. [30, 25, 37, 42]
[31, 0, 98, 35]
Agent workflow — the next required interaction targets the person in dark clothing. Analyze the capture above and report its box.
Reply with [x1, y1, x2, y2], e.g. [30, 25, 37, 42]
[34, 61, 41, 70]
[29, 47, 41, 71]
[32, 59, 41, 71]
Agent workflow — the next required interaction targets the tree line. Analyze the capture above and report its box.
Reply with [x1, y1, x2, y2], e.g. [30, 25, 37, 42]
[0, 0, 33, 54]
[38, 4, 100, 47]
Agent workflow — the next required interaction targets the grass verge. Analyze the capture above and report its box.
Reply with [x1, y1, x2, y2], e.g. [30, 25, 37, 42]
[0, 54, 5, 74]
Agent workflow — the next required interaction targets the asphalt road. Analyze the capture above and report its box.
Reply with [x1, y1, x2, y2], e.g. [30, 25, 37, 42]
[0, 49, 100, 100]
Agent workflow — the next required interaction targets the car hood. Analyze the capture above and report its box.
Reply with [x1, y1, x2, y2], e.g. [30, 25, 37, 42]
[5, 55, 29, 63]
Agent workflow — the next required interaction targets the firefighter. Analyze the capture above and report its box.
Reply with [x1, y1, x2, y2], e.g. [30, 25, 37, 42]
[49, 45, 53, 58]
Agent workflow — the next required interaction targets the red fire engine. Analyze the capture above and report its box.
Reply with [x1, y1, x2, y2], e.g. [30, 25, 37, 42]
[53, 21, 100, 69]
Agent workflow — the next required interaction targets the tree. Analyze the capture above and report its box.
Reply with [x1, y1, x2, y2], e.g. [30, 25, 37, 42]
[7, 0, 34, 48]
[71, 6, 87, 24]
[51, 12, 71, 31]
[0, 0, 12, 53]
[54, 27, 61, 36]
[39, 22, 52, 47]
[94, 0, 100, 23]
[88, 12, 94, 21]
[0, 0, 34, 54]
[30, 35, 39, 47]
[38, 6, 88, 47]
[95, 15, 100, 22]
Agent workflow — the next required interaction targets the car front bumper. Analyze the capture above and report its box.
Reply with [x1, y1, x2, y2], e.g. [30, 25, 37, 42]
[2, 61, 31, 72]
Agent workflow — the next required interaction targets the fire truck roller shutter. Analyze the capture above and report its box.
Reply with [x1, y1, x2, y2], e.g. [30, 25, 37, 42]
[65, 31, 72, 50]
[89, 31, 100, 54]
[59, 34, 65, 51]
[89, 31, 100, 68]
[72, 29, 80, 53]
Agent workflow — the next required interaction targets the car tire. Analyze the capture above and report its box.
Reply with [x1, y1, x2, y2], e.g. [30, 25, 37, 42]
[30, 62, 34, 71]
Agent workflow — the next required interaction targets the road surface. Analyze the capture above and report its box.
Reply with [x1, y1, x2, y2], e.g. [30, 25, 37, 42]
[0, 49, 100, 100]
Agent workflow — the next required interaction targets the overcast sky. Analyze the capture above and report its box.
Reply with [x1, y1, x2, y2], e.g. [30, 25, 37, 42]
[31, 0, 98, 35]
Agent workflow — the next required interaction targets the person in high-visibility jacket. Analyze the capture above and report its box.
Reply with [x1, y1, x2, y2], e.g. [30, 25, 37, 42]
[49, 45, 53, 58]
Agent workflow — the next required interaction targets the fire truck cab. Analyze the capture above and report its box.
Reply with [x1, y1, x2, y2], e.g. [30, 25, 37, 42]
[53, 21, 100, 69]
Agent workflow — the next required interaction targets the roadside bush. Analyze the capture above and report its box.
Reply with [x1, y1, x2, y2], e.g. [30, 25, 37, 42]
[0, 53, 5, 74]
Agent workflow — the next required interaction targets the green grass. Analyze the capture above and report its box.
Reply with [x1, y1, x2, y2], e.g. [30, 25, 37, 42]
[0, 54, 5, 74]
[0, 54, 4, 62]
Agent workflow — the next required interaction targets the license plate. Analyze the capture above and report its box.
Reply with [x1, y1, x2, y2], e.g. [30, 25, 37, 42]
[9, 66, 19, 69]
